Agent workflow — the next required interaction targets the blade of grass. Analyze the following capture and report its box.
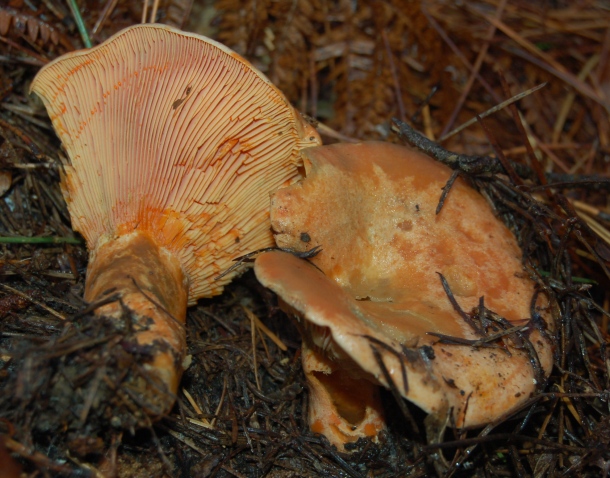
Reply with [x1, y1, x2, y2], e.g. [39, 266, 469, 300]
[66, 0, 92, 48]
[0, 236, 82, 244]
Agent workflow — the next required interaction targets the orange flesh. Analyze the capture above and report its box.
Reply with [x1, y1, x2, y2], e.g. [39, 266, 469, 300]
[313, 370, 368, 425]
[301, 341, 385, 450]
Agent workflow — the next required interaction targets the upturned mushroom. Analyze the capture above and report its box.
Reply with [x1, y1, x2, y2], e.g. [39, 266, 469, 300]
[254, 141, 553, 449]
[31, 24, 320, 418]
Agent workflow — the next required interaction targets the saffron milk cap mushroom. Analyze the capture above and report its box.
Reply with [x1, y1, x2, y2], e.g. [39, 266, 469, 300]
[254, 141, 553, 449]
[30, 24, 320, 418]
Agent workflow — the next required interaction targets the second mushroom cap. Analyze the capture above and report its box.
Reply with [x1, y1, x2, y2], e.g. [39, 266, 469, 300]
[255, 141, 553, 448]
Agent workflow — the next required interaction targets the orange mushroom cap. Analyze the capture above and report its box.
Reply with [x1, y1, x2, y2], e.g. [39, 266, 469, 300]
[255, 141, 553, 448]
[30, 24, 320, 418]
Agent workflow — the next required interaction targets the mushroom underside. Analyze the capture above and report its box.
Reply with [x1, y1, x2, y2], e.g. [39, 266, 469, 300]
[30, 23, 321, 421]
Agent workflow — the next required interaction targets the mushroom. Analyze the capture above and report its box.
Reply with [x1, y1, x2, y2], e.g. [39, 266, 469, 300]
[30, 24, 320, 418]
[254, 141, 553, 450]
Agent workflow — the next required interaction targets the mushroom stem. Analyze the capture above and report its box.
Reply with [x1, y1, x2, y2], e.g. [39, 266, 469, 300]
[302, 341, 386, 450]
[84, 231, 188, 416]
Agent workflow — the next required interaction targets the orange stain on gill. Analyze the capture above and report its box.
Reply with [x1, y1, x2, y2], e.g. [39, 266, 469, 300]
[113, 207, 193, 254]
[151, 209, 193, 252]
[67, 58, 94, 77]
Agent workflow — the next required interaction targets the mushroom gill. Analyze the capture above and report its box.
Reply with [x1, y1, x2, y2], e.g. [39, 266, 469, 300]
[30, 23, 320, 419]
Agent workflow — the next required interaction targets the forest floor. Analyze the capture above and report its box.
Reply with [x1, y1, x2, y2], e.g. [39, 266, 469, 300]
[1, 0, 610, 476]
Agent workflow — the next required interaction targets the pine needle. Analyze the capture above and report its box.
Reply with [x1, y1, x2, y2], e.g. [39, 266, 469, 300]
[242, 306, 287, 352]
[0, 283, 66, 320]
[439, 83, 547, 142]
[182, 388, 212, 428]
